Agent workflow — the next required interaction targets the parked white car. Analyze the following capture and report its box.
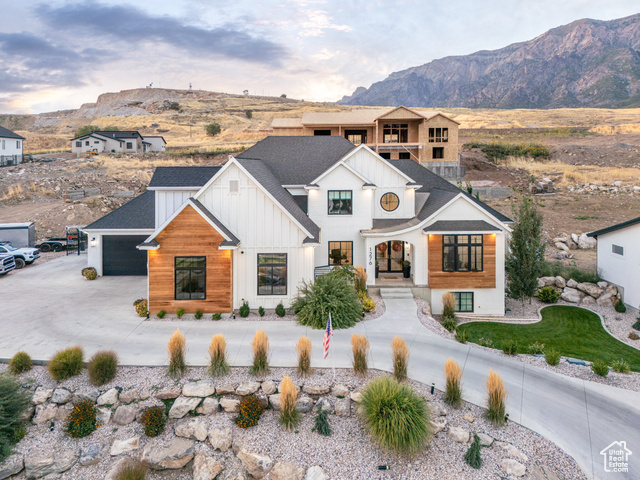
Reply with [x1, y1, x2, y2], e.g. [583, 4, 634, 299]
[0, 242, 40, 269]
[0, 253, 16, 275]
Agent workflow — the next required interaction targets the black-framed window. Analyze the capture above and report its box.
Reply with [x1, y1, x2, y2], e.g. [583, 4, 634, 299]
[328, 190, 352, 215]
[399, 151, 411, 159]
[126, 142, 133, 149]
[85, 141, 90, 146]
[443, 235, 483, 272]
[380, 192, 399, 212]
[432, 147, 444, 159]
[175, 256, 206, 300]
[258, 254, 287, 295]
[454, 292, 474, 312]
[379, 152, 391, 159]
[429, 127, 449, 142]
[383, 123, 408, 143]
[76, 141, 82, 147]
[345, 129, 367, 145]
[328, 241, 353, 265]
[314, 129, 331, 136]
[612, 244, 624, 256]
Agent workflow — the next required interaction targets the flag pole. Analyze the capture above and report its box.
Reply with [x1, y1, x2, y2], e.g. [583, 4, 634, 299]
[331, 312, 336, 383]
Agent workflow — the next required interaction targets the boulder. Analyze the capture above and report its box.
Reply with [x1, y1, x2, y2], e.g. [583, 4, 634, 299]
[555, 276, 566, 288]
[209, 427, 233, 452]
[463, 414, 474, 423]
[331, 384, 349, 397]
[193, 453, 224, 480]
[72, 387, 101, 404]
[270, 462, 304, 480]
[553, 236, 568, 245]
[431, 417, 447, 434]
[112, 405, 138, 425]
[477, 433, 494, 447]
[196, 397, 219, 415]
[335, 398, 351, 416]
[97, 388, 119, 406]
[578, 233, 596, 250]
[597, 281, 608, 289]
[51, 388, 72, 404]
[261, 381, 277, 395]
[581, 296, 596, 305]
[295, 396, 314, 413]
[110, 436, 140, 456]
[32, 404, 58, 425]
[448, 426, 469, 443]
[118, 389, 140, 404]
[537, 278, 546, 288]
[566, 279, 578, 288]
[141, 438, 195, 470]
[269, 394, 281, 411]
[169, 396, 202, 419]
[561, 287, 583, 303]
[175, 417, 208, 442]
[314, 397, 333, 412]
[571, 233, 579, 245]
[302, 384, 331, 395]
[350, 391, 362, 403]
[0, 455, 24, 479]
[305, 466, 328, 480]
[79, 443, 108, 466]
[576, 282, 603, 299]
[220, 469, 248, 480]
[606, 285, 618, 296]
[156, 386, 181, 399]
[430, 404, 447, 416]
[55, 403, 74, 422]
[183, 379, 215, 397]
[236, 448, 273, 479]
[32, 387, 53, 405]
[555, 252, 567, 260]
[24, 449, 78, 479]
[597, 292, 617, 307]
[236, 381, 261, 396]
[539, 276, 556, 287]
[255, 391, 269, 409]
[497, 442, 529, 462]
[555, 242, 569, 252]
[96, 406, 112, 425]
[216, 384, 238, 395]
[220, 398, 240, 413]
[501, 459, 526, 477]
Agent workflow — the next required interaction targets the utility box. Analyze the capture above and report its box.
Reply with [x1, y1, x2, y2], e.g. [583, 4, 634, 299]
[0, 222, 36, 248]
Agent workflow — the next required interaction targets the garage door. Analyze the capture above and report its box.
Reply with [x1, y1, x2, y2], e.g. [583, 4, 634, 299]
[102, 235, 148, 276]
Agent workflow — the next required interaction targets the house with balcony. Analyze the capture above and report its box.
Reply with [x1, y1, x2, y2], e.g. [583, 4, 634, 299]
[84, 136, 511, 316]
[272, 106, 459, 164]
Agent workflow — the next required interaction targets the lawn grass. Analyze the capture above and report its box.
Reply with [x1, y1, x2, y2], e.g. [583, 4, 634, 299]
[458, 306, 640, 371]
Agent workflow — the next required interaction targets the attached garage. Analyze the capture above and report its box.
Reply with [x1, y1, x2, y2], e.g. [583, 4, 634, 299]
[102, 235, 148, 275]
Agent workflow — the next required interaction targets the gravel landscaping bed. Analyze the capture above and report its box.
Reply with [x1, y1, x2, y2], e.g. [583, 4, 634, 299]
[0, 365, 583, 480]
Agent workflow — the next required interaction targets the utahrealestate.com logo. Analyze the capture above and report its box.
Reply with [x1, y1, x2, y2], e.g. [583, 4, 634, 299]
[600, 441, 632, 473]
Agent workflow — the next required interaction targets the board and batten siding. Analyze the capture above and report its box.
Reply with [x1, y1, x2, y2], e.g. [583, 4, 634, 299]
[148, 205, 232, 314]
[155, 190, 199, 228]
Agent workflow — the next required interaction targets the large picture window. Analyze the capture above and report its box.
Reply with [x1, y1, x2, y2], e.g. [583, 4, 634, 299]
[345, 130, 367, 145]
[175, 257, 206, 300]
[328, 241, 353, 265]
[328, 190, 352, 215]
[429, 127, 449, 142]
[454, 292, 474, 312]
[432, 147, 444, 159]
[383, 124, 408, 143]
[443, 235, 483, 272]
[258, 254, 287, 295]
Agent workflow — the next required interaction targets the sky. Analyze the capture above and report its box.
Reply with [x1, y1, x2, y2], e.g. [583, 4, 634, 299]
[0, 0, 638, 113]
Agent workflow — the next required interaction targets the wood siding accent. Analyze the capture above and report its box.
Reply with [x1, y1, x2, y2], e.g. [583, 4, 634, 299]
[148, 205, 232, 313]
[428, 234, 496, 289]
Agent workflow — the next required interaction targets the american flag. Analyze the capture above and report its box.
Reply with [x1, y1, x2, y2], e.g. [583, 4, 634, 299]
[323, 313, 333, 359]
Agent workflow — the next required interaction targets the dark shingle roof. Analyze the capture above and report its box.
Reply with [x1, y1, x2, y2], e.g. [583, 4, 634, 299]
[423, 220, 501, 232]
[237, 136, 356, 185]
[0, 126, 25, 140]
[71, 130, 142, 141]
[149, 166, 221, 188]
[588, 216, 640, 238]
[236, 158, 320, 241]
[190, 198, 240, 246]
[84, 191, 155, 230]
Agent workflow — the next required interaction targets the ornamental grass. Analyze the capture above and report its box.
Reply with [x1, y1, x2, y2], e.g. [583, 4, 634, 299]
[48, 346, 84, 381]
[167, 329, 186, 378]
[8, 352, 32, 375]
[208, 334, 229, 377]
[114, 461, 148, 480]
[444, 358, 463, 408]
[0, 374, 30, 462]
[351, 334, 369, 376]
[485, 369, 508, 426]
[279, 375, 299, 430]
[87, 350, 118, 386]
[391, 336, 409, 381]
[250, 330, 270, 375]
[296, 336, 312, 376]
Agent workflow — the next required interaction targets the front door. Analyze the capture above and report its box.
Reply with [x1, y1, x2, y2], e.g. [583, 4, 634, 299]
[376, 240, 404, 273]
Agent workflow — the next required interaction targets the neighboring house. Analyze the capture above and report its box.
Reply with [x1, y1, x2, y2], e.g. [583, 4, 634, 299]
[84, 136, 512, 316]
[0, 126, 25, 166]
[272, 106, 459, 164]
[70, 131, 166, 154]
[588, 216, 640, 309]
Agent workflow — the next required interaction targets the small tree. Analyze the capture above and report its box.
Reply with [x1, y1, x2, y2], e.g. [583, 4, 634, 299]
[74, 125, 100, 137]
[205, 123, 221, 137]
[245, 109, 253, 119]
[505, 195, 544, 313]
[243, 89, 249, 96]
[280, 93, 287, 98]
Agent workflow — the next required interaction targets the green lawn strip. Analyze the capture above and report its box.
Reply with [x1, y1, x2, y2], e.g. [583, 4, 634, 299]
[458, 305, 640, 371]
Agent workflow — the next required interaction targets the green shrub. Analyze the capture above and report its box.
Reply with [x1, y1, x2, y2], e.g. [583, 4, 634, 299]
[139, 406, 166, 437]
[176, 308, 184, 318]
[8, 352, 32, 375]
[611, 359, 631, 374]
[539, 262, 600, 284]
[615, 300, 627, 313]
[240, 301, 250, 318]
[114, 461, 147, 480]
[312, 409, 331, 436]
[591, 359, 609, 377]
[442, 317, 457, 332]
[205, 123, 221, 136]
[212, 313, 222, 321]
[357, 290, 377, 312]
[157, 310, 166, 319]
[234, 395, 265, 428]
[527, 341, 545, 355]
[501, 339, 518, 355]
[455, 329, 468, 344]
[82, 267, 97, 280]
[632, 320, 640, 331]
[245, 109, 253, 119]
[466, 141, 550, 162]
[67, 400, 98, 438]
[360, 377, 431, 455]
[464, 434, 483, 469]
[87, 350, 118, 386]
[545, 348, 561, 366]
[0, 374, 30, 462]
[194, 310, 203, 320]
[275, 303, 286, 317]
[538, 286, 560, 303]
[293, 273, 363, 329]
[258, 306, 265, 317]
[135, 300, 148, 317]
[48, 346, 84, 381]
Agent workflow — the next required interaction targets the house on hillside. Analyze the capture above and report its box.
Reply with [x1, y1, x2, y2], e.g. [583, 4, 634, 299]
[272, 106, 459, 164]
[588, 217, 640, 309]
[84, 136, 512, 316]
[0, 126, 25, 166]
[70, 131, 166, 154]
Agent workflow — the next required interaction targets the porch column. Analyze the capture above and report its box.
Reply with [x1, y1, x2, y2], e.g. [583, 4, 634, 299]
[364, 237, 376, 286]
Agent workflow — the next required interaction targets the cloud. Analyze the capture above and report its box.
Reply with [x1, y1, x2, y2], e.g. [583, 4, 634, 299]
[38, 1, 287, 65]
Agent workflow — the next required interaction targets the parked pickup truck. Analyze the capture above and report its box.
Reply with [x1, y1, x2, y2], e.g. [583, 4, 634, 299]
[0, 242, 40, 269]
[0, 254, 16, 275]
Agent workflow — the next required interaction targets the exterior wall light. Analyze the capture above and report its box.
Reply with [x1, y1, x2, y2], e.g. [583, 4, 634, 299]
[90, 237, 97, 248]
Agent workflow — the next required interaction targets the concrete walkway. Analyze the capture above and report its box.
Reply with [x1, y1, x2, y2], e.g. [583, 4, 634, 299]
[2, 255, 639, 479]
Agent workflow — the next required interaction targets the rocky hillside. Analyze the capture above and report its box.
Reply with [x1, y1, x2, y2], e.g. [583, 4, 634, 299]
[340, 14, 640, 109]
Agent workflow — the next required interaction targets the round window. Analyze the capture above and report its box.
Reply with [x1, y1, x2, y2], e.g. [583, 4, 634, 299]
[380, 192, 399, 212]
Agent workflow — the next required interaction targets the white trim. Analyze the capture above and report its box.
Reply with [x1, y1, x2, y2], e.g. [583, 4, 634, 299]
[147, 186, 202, 191]
[423, 230, 502, 235]
[138, 244, 160, 251]
[310, 155, 373, 185]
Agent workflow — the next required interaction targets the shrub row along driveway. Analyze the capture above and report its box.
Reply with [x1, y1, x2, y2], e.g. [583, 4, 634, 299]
[1, 256, 639, 479]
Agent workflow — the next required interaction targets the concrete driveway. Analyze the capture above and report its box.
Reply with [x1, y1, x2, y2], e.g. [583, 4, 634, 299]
[1, 255, 639, 479]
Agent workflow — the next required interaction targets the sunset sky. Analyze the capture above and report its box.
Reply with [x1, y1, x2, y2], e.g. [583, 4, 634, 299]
[0, 0, 638, 113]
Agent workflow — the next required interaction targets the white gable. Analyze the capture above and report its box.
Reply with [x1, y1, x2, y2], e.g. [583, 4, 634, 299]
[426, 195, 506, 230]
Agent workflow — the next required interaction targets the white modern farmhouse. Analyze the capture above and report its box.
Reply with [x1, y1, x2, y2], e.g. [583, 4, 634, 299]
[84, 136, 512, 315]
[70, 131, 166, 154]
[0, 126, 25, 166]
[588, 216, 640, 309]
